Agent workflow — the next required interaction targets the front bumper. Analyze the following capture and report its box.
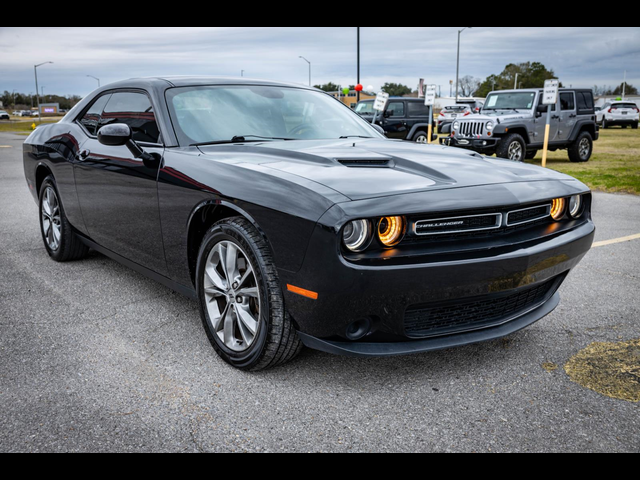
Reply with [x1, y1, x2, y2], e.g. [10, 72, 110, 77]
[280, 207, 595, 356]
[441, 136, 499, 151]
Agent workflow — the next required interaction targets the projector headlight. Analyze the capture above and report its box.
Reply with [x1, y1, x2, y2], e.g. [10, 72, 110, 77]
[551, 198, 567, 221]
[343, 220, 372, 253]
[377, 216, 406, 248]
[569, 195, 584, 219]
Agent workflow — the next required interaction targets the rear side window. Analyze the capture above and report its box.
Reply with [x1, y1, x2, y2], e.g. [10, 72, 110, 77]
[387, 102, 405, 117]
[407, 102, 431, 117]
[78, 94, 111, 136]
[102, 92, 161, 144]
[560, 93, 575, 111]
[576, 92, 595, 115]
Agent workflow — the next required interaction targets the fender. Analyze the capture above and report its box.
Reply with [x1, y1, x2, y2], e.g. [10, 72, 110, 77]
[493, 123, 532, 144]
[407, 123, 434, 140]
[568, 119, 599, 142]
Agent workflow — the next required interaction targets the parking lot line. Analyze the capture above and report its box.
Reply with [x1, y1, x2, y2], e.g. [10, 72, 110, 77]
[0, 145, 13, 148]
[593, 233, 640, 249]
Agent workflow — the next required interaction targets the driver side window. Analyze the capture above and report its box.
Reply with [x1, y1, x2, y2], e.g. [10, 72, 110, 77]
[387, 102, 405, 118]
[101, 92, 161, 144]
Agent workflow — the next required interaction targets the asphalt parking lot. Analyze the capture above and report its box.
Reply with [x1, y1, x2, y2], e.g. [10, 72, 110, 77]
[0, 131, 638, 453]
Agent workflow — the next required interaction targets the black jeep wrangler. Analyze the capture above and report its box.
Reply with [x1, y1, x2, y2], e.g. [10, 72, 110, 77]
[355, 98, 437, 143]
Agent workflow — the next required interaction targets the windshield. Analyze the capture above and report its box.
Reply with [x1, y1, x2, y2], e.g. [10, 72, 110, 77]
[355, 101, 375, 114]
[166, 85, 380, 145]
[484, 92, 537, 111]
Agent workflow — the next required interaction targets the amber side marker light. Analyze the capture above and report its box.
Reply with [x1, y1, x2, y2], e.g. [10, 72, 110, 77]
[287, 285, 319, 300]
[551, 198, 566, 221]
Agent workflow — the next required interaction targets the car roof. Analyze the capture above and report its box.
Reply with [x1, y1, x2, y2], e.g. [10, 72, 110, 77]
[102, 76, 316, 91]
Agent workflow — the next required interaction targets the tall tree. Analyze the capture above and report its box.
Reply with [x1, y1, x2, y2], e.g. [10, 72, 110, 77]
[612, 82, 638, 96]
[476, 62, 560, 97]
[313, 82, 340, 93]
[381, 83, 412, 97]
[458, 76, 481, 97]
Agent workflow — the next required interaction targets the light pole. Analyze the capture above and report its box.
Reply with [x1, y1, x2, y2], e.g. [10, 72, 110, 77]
[34, 61, 53, 123]
[299, 56, 311, 87]
[12, 90, 17, 110]
[455, 27, 472, 103]
[241, 70, 245, 77]
[357, 27, 361, 103]
[87, 75, 100, 88]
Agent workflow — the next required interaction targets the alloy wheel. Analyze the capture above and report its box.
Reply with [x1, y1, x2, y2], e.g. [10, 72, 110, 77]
[203, 241, 261, 352]
[508, 141, 523, 161]
[415, 135, 428, 144]
[579, 138, 591, 159]
[42, 186, 62, 251]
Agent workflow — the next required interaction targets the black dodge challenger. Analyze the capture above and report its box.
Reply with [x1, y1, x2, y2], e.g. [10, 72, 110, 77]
[23, 77, 595, 371]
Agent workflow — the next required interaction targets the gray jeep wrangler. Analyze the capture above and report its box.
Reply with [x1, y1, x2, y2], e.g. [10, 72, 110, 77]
[442, 88, 599, 163]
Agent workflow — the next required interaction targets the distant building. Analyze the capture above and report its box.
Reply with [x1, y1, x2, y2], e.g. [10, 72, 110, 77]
[327, 90, 376, 109]
[40, 103, 60, 115]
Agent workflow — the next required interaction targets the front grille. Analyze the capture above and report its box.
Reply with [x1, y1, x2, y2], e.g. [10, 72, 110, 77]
[415, 213, 501, 236]
[507, 205, 551, 226]
[459, 121, 485, 136]
[404, 276, 563, 338]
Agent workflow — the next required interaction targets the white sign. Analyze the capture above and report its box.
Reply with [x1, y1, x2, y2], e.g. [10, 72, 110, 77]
[373, 92, 390, 112]
[424, 84, 437, 106]
[543, 80, 560, 105]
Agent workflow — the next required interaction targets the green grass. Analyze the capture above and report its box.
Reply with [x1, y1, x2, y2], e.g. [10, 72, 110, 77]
[526, 128, 640, 195]
[0, 117, 60, 133]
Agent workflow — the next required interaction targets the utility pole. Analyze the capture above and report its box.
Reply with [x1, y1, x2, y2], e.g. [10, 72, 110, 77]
[456, 27, 472, 103]
[623, 71, 627, 100]
[357, 27, 361, 103]
[34, 62, 53, 123]
[299, 56, 311, 87]
[87, 75, 101, 88]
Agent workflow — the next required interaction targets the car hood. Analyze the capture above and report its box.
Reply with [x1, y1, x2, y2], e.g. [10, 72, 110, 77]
[473, 111, 534, 122]
[198, 138, 575, 201]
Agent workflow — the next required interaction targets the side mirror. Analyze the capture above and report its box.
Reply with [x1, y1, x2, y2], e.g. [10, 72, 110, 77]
[97, 123, 159, 168]
[383, 110, 392, 118]
[371, 124, 385, 135]
[98, 123, 132, 147]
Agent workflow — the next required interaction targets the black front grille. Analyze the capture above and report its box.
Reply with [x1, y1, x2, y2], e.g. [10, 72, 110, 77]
[507, 205, 551, 226]
[405, 276, 563, 338]
[415, 214, 500, 236]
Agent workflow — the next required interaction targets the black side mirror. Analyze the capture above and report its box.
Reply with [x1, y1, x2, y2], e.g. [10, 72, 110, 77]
[98, 123, 132, 147]
[383, 110, 392, 118]
[97, 123, 159, 168]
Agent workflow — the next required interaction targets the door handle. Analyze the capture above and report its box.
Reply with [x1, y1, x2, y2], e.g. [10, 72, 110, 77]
[552, 115, 560, 120]
[76, 150, 90, 161]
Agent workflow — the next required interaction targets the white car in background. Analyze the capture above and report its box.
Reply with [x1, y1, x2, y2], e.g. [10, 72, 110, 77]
[597, 102, 639, 129]
[0, 111, 10, 121]
[438, 105, 472, 133]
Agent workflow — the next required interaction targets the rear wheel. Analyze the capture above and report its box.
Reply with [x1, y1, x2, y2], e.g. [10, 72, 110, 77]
[568, 131, 593, 163]
[602, 118, 609, 129]
[414, 131, 429, 144]
[196, 218, 302, 371]
[633, 122, 639, 130]
[39, 176, 89, 262]
[496, 133, 526, 162]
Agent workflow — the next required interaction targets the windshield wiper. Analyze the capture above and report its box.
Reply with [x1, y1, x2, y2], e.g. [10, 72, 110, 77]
[191, 135, 295, 147]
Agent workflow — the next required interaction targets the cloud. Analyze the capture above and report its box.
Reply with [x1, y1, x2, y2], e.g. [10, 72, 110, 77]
[0, 27, 638, 97]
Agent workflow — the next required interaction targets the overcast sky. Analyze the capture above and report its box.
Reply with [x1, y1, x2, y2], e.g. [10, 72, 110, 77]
[1, 27, 638, 98]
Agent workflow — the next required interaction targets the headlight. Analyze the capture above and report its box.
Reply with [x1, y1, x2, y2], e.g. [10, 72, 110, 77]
[377, 216, 406, 248]
[343, 220, 372, 252]
[569, 195, 584, 219]
[486, 121, 494, 131]
[453, 121, 460, 131]
[551, 198, 566, 221]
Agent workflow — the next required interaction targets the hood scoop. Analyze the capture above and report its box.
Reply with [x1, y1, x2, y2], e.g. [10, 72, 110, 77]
[337, 158, 394, 168]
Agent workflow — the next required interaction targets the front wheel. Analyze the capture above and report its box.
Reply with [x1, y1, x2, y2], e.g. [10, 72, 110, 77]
[196, 218, 302, 371]
[568, 131, 593, 163]
[496, 133, 527, 162]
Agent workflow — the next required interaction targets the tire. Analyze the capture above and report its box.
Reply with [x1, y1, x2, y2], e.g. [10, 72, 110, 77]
[496, 133, 526, 162]
[196, 217, 302, 371]
[633, 123, 639, 130]
[413, 131, 429, 144]
[525, 150, 538, 160]
[602, 118, 608, 129]
[568, 131, 593, 163]
[38, 176, 90, 262]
